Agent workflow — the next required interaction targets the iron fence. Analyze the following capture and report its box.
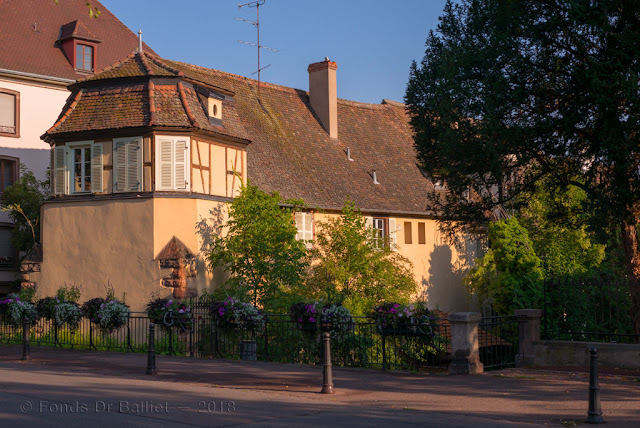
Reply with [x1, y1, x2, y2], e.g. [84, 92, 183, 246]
[542, 275, 639, 344]
[0, 302, 521, 371]
[478, 316, 519, 370]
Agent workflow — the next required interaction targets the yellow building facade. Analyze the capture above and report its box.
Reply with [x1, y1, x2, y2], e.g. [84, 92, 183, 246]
[34, 52, 474, 312]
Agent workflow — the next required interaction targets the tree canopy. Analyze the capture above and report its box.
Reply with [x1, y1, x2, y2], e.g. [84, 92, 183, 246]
[207, 183, 307, 310]
[305, 200, 417, 316]
[406, 0, 640, 333]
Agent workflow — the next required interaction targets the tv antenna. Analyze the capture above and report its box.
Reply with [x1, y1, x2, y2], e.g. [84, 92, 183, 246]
[237, 0, 278, 101]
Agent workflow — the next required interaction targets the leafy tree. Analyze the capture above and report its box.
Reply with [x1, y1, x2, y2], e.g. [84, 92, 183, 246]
[465, 217, 544, 315]
[207, 183, 307, 310]
[1, 166, 48, 254]
[406, 0, 640, 334]
[305, 200, 417, 316]
[520, 180, 607, 277]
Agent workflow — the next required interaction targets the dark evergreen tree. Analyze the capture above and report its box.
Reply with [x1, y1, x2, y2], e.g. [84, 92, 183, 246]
[406, 0, 640, 334]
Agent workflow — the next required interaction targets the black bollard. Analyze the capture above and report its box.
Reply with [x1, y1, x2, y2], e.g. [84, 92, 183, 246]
[146, 323, 157, 375]
[586, 347, 604, 424]
[21, 317, 31, 361]
[321, 332, 334, 394]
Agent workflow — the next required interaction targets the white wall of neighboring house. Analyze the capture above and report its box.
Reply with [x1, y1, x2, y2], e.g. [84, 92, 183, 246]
[0, 75, 71, 287]
[0, 76, 71, 180]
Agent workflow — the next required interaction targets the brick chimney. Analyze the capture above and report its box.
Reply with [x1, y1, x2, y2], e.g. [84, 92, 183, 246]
[308, 58, 338, 139]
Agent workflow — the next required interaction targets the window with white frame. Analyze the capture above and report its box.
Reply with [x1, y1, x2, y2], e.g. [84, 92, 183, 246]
[155, 136, 190, 191]
[295, 212, 313, 249]
[365, 216, 397, 250]
[52, 141, 103, 195]
[0, 89, 19, 137]
[113, 137, 142, 192]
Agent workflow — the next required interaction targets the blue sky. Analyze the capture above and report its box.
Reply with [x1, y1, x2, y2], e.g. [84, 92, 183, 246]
[101, 0, 449, 104]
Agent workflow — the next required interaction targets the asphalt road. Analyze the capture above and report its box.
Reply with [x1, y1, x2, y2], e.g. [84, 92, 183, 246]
[0, 346, 638, 427]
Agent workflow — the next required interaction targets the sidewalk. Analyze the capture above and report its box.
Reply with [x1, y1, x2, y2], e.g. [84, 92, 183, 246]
[0, 345, 638, 427]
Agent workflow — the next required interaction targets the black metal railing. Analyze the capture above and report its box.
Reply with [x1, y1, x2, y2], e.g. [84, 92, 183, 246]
[542, 275, 639, 344]
[0, 309, 454, 371]
[1, 301, 523, 371]
[479, 315, 519, 370]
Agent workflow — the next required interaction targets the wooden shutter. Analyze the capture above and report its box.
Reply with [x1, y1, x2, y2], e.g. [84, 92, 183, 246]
[126, 140, 141, 191]
[404, 222, 413, 245]
[365, 216, 373, 229]
[418, 222, 426, 244]
[295, 212, 303, 241]
[90, 143, 103, 193]
[389, 218, 397, 250]
[49, 148, 55, 196]
[174, 139, 188, 190]
[54, 145, 66, 195]
[114, 141, 127, 192]
[158, 139, 173, 190]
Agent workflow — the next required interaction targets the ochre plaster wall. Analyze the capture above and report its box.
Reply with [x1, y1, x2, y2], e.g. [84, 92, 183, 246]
[36, 199, 161, 311]
[312, 212, 473, 313]
[35, 197, 470, 312]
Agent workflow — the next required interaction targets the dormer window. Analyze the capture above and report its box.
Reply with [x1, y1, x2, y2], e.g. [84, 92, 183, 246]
[57, 21, 101, 73]
[76, 44, 94, 72]
[196, 88, 224, 125]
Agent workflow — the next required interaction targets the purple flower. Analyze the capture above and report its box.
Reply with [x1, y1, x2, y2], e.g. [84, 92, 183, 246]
[309, 317, 316, 323]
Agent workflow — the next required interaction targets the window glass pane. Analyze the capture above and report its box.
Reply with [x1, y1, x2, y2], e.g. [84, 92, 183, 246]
[0, 93, 15, 131]
[1, 160, 14, 191]
[84, 45, 92, 70]
[84, 147, 91, 191]
[74, 148, 82, 192]
[76, 45, 83, 68]
[0, 227, 14, 267]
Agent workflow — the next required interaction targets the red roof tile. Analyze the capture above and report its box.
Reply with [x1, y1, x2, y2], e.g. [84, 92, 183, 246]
[0, 0, 156, 81]
[45, 52, 437, 214]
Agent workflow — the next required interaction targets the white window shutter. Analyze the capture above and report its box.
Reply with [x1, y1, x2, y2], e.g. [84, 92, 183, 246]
[91, 143, 103, 193]
[158, 139, 173, 190]
[174, 139, 188, 190]
[54, 145, 66, 195]
[50, 148, 55, 196]
[295, 212, 303, 241]
[304, 212, 313, 241]
[389, 218, 397, 251]
[114, 141, 127, 192]
[126, 140, 141, 191]
[365, 216, 373, 229]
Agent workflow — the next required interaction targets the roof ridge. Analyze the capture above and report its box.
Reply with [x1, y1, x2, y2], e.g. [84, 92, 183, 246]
[74, 21, 98, 41]
[138, 52, 154, 76]
[166, 59, 399, 109]
[177, 81, 199, 127]
[146, 54, 184, 77]
[77, 51, 137, 83]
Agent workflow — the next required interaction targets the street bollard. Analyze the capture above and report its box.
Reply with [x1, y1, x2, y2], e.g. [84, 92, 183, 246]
[321, 332, 334, 394]
[586, 348, 604, 424]
[21, 317, 31, 361]
[146, 323, 157, 375]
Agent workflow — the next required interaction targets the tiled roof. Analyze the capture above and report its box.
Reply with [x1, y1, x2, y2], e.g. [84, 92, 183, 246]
[0, 0, 156, 81]
[45, 52, 436, 214]
[58, 20, 100, 42]
[162, 60, 435, 213]
[45, 52, 250, 142]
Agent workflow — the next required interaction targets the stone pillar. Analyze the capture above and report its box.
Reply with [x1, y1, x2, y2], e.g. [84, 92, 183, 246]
[515, 309, 542, 367]
[448, 312, 483, 375]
